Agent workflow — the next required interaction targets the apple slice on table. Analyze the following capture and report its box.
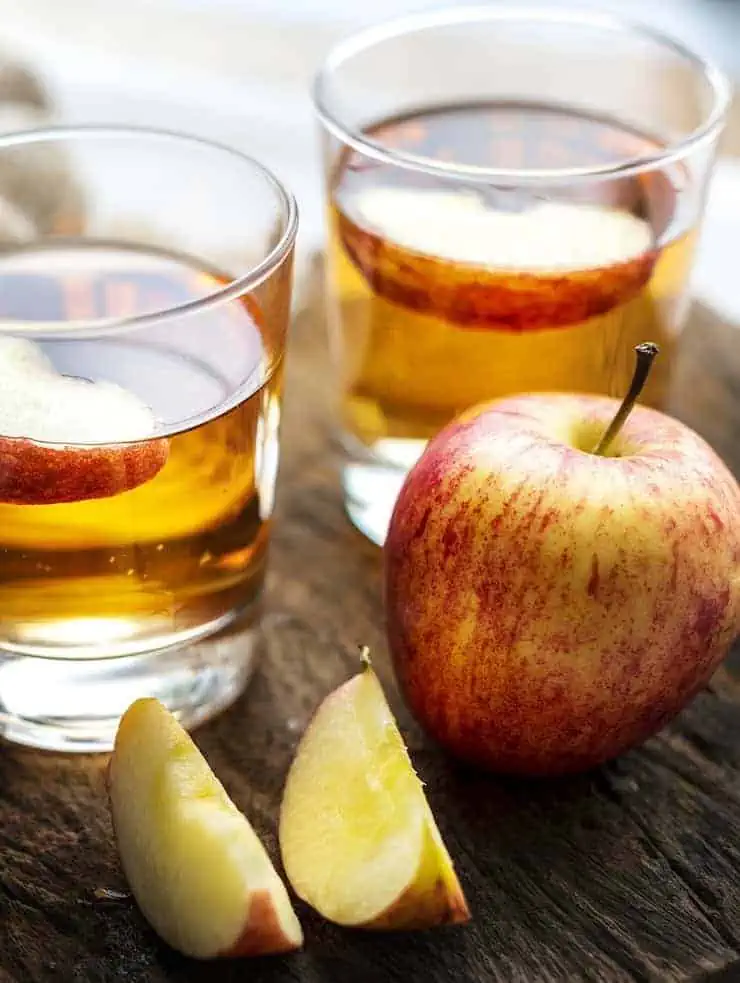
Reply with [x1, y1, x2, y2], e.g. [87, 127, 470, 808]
[279, 654, 470, 930]
[0, 335, 168, 504]
[108, 698, 303, 959]
[337, 187, 656, 331]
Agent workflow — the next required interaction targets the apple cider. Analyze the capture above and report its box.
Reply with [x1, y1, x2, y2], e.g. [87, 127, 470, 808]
[0, 242, 286, 657]
[326, 101, 696, 541]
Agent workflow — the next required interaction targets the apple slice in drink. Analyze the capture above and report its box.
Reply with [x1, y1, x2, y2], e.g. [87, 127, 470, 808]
[279, 653, 470, 930]
[108, 698, 303, 959]
[0, 335, 168, 503]
[337, 187, 657, 331]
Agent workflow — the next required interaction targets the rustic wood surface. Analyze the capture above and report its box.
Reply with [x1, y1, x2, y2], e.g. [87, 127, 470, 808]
[2, 263, 740, 983]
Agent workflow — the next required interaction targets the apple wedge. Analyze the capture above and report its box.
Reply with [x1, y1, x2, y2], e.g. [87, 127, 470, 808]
[108, 698, 303, 959]
[337, 187, 657, 331]
[0, 335, 168, 503]
[279, 655, 470, 930]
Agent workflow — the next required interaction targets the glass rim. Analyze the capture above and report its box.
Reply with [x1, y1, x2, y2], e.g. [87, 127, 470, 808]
[0, 123, 298, 336]
[312, 5, 732, 186]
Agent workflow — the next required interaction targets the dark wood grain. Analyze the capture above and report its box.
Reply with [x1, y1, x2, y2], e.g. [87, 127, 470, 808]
[2, 261, 740, 983]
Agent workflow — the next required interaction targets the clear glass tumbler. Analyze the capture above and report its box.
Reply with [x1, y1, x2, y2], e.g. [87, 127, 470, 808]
[0, 125, 297, 751]
[314, 7, 729, 546]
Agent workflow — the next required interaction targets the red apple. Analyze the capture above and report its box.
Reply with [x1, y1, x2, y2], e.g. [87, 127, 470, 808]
[385, 353, 740, 775]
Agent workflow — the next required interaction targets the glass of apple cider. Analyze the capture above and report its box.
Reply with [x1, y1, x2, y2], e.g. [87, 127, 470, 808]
[0, 126, 297, 751]
[314, 7, 729, 546]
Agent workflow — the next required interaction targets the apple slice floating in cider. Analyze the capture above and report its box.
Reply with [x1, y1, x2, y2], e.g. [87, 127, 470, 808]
[279, 653, 470, 931]
[108, 698, 304, 959]
[337, 187, 657, 331]
[0, 335, 168, 503]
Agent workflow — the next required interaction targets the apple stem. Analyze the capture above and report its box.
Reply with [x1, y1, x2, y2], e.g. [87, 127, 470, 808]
[593, 342, 660, 456]
[359, 645, 372, 670]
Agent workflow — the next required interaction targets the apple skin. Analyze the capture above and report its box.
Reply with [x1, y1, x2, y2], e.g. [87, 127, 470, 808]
[385, 393, 740, 776]
[0, 435, 169, 504]
[224, 891, 302, 957]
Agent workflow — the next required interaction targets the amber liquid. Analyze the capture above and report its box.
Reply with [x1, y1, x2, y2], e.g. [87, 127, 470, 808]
[329, 101, 695, 462]
[0, 243, 284, 656]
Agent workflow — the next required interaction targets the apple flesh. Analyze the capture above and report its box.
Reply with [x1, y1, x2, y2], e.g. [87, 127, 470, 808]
[279, 660, 470, 930]
[385, 393, 740, 775]
[0, 335, 168, 503]
[108, 699, 303, 959]
[338, 188, 656, 331]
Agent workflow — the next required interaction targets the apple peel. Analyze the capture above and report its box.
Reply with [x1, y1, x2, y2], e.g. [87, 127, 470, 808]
[339, 188, 657, 331]
[0, 335, 168, 503]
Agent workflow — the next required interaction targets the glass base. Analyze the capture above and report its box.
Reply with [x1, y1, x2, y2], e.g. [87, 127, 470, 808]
[341, 435, 427, 547]
[0, 611, 258, 752]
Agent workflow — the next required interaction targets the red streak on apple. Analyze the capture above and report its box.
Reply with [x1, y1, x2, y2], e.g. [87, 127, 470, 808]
[385, 393, 740, 775]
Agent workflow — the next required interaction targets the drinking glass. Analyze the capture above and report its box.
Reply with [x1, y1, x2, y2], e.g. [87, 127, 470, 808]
[314, 7, 729, 546]
[0, 125, 297, 751]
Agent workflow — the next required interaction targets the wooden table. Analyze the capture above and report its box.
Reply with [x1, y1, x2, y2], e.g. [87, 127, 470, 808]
[2, 265, 740, 983]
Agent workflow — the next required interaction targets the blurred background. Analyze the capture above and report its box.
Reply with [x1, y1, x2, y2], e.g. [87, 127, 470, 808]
[0, 0, 739, 315]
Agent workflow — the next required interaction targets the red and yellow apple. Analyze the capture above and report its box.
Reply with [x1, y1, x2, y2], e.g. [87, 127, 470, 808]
[108, 699, 303, 959]
[385, 370, 740, 774]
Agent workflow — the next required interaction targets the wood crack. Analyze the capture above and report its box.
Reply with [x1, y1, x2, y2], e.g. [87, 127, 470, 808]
[620, 813, 740, 959]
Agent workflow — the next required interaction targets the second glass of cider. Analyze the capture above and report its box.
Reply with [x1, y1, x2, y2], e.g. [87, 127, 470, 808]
[314, 7, 729, 544]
